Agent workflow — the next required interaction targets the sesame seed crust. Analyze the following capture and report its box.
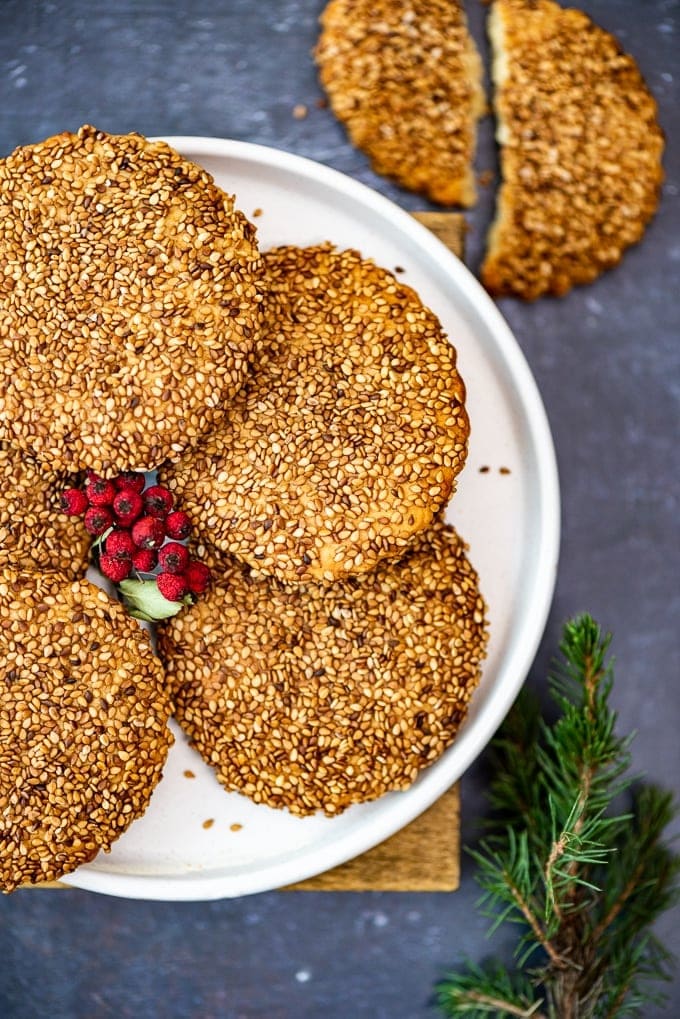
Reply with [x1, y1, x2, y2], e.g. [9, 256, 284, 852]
[0, 125, 266, 474]
[0, 441, 89, 578]
[158, 244, 469, 583]
[157, 521, 487, 817]
[0, 566, 173, 892]
[482, 0, 664, 300]
[315, 0, 485, 206]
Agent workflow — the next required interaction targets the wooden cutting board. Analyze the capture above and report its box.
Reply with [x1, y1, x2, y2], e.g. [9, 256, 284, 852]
[26, 212, 465, 895]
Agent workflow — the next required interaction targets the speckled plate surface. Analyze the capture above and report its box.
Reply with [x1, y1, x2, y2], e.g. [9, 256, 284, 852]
[66, 139, 560, 901]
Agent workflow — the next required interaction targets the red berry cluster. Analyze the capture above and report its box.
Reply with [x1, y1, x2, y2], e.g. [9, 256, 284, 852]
[61, 471, 210, 603]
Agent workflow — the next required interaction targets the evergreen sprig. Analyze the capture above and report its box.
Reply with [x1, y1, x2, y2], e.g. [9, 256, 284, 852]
[437, 615, 680, 1018]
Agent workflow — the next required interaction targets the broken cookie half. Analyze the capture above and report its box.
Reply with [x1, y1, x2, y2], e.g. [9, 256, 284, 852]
[316, 0, 485, 206]
[482, 0, 664, 300]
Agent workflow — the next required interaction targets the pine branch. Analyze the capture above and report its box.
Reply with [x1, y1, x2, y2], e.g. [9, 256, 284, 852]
[437, 614, 680, 1019]
[437, 962, 544, 1018]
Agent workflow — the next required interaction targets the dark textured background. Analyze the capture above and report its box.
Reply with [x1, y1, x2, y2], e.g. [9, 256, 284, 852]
[0, 1, 678, 1016]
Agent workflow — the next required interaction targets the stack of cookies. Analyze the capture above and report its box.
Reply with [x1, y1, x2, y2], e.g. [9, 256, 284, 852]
[0, 125, 486, 889]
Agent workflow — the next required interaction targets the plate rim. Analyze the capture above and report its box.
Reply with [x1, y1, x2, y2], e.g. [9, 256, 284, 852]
[66, 137, 560, 900]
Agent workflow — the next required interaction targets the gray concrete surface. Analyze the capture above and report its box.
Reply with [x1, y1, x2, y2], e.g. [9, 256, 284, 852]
[0, 1, 678, 1016]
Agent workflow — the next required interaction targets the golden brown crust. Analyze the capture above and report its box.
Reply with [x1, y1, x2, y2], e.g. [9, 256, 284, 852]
[0, 567, 172, 892]
[158, 244, 469, 583]
[157, 521, 487, 817]
[481, 0, 664, 300]
[0, 125, 266, 474]
[0, 441, 89, 578]
[316, 0, 485, 205]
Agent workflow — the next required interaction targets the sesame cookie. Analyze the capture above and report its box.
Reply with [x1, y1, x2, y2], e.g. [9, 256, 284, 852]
[0, 125, 265, 474]
[0, 566, 172, 892]
[158, 244, 469, 583]
[157, 521, 487, 817]
[315, 0, 485, 206]
[0, 441, 89, 578]
[481, 0, 664, 299]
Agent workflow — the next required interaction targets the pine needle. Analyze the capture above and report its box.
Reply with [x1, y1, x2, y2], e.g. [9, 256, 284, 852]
[437, 614, 679, 1018]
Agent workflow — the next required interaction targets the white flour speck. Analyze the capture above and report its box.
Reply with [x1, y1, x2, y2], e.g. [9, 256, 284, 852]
[295, 969, 312, 983]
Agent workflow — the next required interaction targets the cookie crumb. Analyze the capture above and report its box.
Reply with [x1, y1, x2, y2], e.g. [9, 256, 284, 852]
[202, 818, 215, 829]
[499, 466, 511, 475]
[293, 104, 308, 120]
[479, 465, 490, 474]
[315, 97, 328, 109]
[394, 265, 405, 274]
[477, 169, 494, 187]
[230, 823, 243, 832]
[183, 770, 196, 779]
[252, 208, 263, 218]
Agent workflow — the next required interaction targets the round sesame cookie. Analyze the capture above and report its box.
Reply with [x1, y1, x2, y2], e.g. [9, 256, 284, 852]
[0, 125, 265, 474]
[158, 244, 469, 583]
[157, 521, 487, 817]
[0, 441, 89, 578]
[0, 566, 172, 892]
[481, 0, 664, 299]
[315, 0, 485, 206]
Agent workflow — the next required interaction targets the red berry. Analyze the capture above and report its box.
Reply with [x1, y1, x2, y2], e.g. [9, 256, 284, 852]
[157, 572, 188, 602]
[114, 471, 146, 493]
[144, 485, 174, 519]
[105, 529, 135, 559]
[84, 506, 113, 536]
[132, 547, 158, 573]
[186, 560, 211, 595]
[132, 516, 166, 550]
[60, 488, 88, 516]
[113, 489, 144, 524]
[158, 542, 190, 575]
[85, 477, 116, 506]
[165, 510, 192, 540]
[99, 554, 132, 583]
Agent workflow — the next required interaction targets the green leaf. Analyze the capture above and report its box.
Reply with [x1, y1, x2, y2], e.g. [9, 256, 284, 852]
[118, 578, 190, 621]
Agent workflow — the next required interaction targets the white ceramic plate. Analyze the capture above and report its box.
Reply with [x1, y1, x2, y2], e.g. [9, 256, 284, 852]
[66, 139, 560, 901]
